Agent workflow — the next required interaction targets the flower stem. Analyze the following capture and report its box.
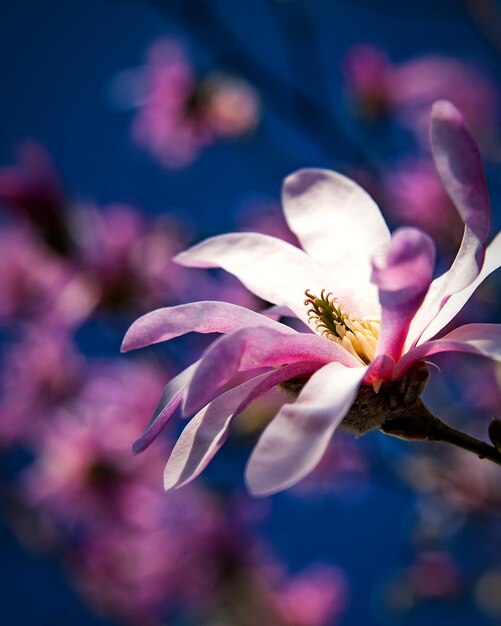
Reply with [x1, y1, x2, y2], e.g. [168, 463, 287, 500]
[380, 400, 501, 466]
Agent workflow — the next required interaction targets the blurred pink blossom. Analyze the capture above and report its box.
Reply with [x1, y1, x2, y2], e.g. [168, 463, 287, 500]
[273, 566, 348, 626]
[20, 359, 347, 625]
[125, 38, 260, 168]
[0, 225, 96, 327]
[0, 327, 84, 446]
[342, 44, 392, 120]
[20, 359, 168, 520]
[344, 44, 498, 145]
[201, 72, 260, 137]
[71, 203, 190, 311]
[383, 159, 463, 252]
[0, 142, 71, 253]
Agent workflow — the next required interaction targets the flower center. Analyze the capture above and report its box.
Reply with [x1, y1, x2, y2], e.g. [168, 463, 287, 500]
[304, 289, 380, 365]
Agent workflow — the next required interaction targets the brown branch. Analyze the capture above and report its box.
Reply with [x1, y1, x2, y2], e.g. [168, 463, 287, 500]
[283, 362, 501, 467]
[338, 361, 501, 468]
[380, 400, 501, 466]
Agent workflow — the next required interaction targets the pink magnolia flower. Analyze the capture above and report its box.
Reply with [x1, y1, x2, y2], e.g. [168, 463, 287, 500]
[123, 101, 501, 496]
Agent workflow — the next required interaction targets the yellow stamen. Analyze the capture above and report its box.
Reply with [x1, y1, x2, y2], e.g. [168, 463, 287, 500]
[304, 289, 380, 365]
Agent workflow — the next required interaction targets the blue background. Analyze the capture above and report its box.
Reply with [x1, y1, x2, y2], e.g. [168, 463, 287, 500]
[1, 1, 500, 625]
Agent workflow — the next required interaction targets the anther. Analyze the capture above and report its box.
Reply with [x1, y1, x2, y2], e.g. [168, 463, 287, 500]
[304, 289, 380, 364]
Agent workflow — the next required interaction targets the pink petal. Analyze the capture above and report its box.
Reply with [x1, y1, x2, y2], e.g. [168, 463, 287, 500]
[395, 323, 501, 379]
[174, 232, 338, 326]
[132, 362, 199, 455]
[183, 325, 360, 416]
[431, 100, 490, 284]
[407, 101, 492, 346]
[121, 301, 290, 352]
[371, 227, 435, 360]
[282, 169, 389, 317]
[363, 353, 395, 388]
[164, 361, 322, 490]
[245, 362, 368, 496]
[416, 232, 501, 345]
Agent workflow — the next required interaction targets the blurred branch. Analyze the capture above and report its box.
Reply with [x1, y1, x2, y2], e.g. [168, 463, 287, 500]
[150, 0, 376, 168]
[266, 0, 332, 139]
[464, 0, 501, 60]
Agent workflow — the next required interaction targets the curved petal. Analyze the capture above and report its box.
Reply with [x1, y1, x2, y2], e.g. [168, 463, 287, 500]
[121, 301, 292, 352]
[431, 100, 490, 284]
[416, 232, 501, 345]
[395, 323, 501, 379]
[245, 361, 368, 496]
[283, 168, 389, 316]
[407, 101, 492, 347]
[174, 232, 366, 323]
[363, 353, 395, 391]
[163, 361, 322, 490]
[372, 228, 435, 360]
[132, 362, 199, 455]
[183, 325, 360, 416]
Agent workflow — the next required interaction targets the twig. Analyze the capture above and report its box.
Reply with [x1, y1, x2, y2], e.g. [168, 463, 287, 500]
[381, 400, 501, 466]
[339, 362, 501, 468]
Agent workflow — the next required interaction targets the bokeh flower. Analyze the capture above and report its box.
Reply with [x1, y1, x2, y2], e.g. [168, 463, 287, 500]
[0, 142, 71, 253]
[344, 44, 498, 146]
[123, 38, 260, 168]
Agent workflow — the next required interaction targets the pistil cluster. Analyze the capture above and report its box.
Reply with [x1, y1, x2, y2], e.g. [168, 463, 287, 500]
[304, 289, 380, 364]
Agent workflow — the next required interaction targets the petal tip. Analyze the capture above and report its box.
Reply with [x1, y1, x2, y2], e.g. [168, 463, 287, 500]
[131, 440, 144, 455]
[244, 475, 274, 498]
[172, 250, 189, 266]
[163, 471, 183, 491]
[431, 99, 461, 122]
[283, 167, 331, 198]
[120, 336, 132, 353]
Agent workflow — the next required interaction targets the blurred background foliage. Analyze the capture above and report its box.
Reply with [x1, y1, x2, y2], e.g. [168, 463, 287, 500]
[0, 1, 500, 625]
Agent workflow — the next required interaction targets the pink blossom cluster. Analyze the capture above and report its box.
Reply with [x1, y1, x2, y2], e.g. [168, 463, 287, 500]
[0, 142, 347, 625]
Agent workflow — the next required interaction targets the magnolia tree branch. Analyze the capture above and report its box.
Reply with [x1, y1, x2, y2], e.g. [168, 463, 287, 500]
[380, 401, 501, 466]
[343, 362, 501, 467]
[286, 362, 501, 467]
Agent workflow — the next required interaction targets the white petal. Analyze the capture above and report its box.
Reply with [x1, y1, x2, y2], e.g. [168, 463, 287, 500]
[164, 361, 321, 489]
[175, 232, 335, 326]
[283, 168, 390, 316]
[405, 102, 494, 348]
[415, 231, 501, 346]
[245, 362, 367, 496]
